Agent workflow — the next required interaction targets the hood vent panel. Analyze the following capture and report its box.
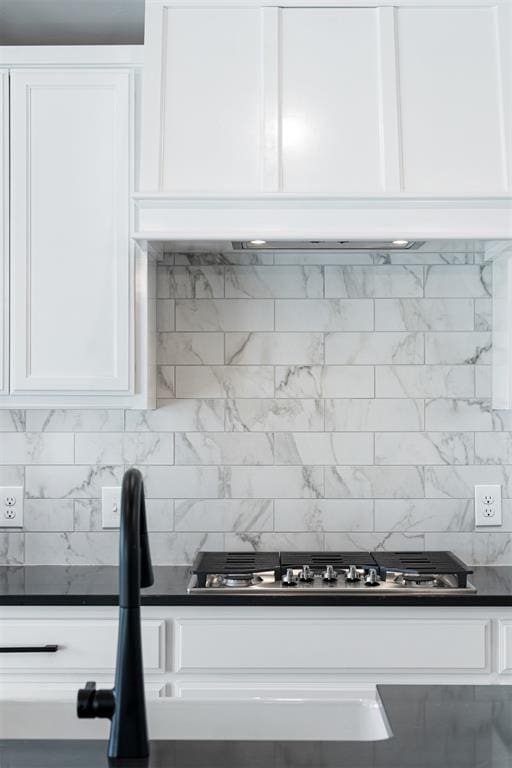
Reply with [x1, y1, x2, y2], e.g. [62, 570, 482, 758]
[234, 240, 423, 251]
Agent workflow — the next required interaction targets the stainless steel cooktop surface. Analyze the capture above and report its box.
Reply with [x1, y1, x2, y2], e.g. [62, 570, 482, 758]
[188, 551, 476, 595]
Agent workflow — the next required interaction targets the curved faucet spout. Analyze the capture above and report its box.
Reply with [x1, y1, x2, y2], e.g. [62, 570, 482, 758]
[77, 468, 154, 761]
[120, 467, 154, 608]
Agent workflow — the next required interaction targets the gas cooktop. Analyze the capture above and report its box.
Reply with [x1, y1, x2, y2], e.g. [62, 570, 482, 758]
[188, 551, 475, 595]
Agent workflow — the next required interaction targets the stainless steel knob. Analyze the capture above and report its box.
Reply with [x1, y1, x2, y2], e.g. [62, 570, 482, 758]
[365, 568, 380, 587]
[346, 565, 360, 583]
[298, 565, 314, 582]
[322, 564, 338, 582]
[282, 568, 297, 586]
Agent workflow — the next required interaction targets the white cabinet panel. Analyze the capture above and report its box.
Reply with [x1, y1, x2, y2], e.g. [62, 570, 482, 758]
[156, 7, 261, 192]
[498, 620, 512, 674]
[142, 0, 512, 207]
[0, 620, 164, 672]
[176, 618, 489, 673]
[0, 70, 8, 395]
[397, 6, 509, 194]
[280, 8, 386, 194]
[10, 68, 133, 394]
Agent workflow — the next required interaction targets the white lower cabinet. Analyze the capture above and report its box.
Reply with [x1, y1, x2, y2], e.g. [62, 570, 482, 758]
[175, 617, 489, 674]
[0, 619, 164, 672]
[0, 605, 510, 701]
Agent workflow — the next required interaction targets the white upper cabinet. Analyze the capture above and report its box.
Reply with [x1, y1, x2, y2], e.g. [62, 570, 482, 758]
[141, 0, 512, 199]
[0, 69, 8, 396]
[0, 47, 153, 409]
[10, 68, 133, 395]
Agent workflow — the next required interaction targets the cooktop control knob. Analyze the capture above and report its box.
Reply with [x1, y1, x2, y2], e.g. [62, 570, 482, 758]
[282, 568, 298, 586]
[322, 565, 338, 582]
[365, 568, 380, 587]
[345, 565, 360, 583]
[298, 565, 314, 582]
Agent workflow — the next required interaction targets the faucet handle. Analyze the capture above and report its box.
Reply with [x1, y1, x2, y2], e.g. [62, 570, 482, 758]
[77, 681, 115, 720]
[77, 681, 97, 718]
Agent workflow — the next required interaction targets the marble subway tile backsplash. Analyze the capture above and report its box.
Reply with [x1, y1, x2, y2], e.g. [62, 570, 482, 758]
[1, 241, 511, 566]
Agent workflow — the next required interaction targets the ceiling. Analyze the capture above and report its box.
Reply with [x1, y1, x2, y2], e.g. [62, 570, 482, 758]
[0, 0, 144, 45]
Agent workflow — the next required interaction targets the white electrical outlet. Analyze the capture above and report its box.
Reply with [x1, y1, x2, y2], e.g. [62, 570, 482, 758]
[0, 487, 24, 528]
[102, 486, 122, 528]
[475, 484, 502, 527]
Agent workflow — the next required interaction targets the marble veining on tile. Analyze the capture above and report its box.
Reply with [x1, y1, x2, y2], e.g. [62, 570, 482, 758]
[2, 244, 510, 566]
[225, 265, 324, 298]
[325, 265, 423, 298]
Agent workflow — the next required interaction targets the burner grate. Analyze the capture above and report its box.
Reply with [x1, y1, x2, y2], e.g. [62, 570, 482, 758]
[372, 551, 472, 587]
[192, 552, 280, 587]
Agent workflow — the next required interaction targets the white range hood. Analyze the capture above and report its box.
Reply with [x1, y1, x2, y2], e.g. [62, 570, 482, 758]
[134, 0, 512, 243]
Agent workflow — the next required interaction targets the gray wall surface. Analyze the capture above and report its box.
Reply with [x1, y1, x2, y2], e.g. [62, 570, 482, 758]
[0, 0, 144, 45]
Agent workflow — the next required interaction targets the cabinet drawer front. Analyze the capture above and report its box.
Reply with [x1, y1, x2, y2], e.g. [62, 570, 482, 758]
[176, 618, 489, 673]
[0, 620, 164, 672]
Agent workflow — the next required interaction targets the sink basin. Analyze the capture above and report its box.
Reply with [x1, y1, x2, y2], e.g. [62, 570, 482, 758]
[0, 688, 392, 742]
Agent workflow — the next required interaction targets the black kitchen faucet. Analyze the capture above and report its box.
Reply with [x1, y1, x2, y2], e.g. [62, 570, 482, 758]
[76, 468, 154, 761]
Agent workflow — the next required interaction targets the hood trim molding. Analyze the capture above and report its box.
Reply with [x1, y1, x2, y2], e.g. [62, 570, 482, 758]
[132, 194, 512, 242]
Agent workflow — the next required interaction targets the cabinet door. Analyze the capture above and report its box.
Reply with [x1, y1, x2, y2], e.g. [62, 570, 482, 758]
[396, 5, 510, 195]
[10, 68, 133, 394]
[0, 70, 8, 395]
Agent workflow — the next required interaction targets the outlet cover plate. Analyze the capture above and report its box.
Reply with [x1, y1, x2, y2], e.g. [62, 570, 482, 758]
[0, 487, 24, 528]
[102, 486, 122, 528]
[475, 484, 502, 527]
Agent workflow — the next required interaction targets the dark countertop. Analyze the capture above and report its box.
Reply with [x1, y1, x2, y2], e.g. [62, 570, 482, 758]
[1, 685, 512, 767]
[1, 565, 512, 606]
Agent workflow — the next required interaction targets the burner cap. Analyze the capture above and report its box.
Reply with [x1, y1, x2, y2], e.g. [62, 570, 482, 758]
[219, 573, 262, 588]
[394, 573, 441, 588]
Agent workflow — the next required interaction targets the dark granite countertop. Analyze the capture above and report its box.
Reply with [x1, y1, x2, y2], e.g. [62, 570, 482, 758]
[1, 685, 512, 766]
[0, 565, 512, 606]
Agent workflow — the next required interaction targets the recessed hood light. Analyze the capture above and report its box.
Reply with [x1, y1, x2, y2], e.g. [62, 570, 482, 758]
[235, 240, 422, 251]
